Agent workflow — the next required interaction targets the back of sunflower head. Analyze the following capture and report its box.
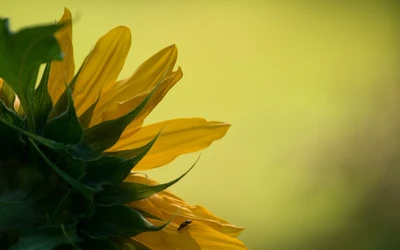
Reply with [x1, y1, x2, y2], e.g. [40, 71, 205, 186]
[0, 15, 179, 250]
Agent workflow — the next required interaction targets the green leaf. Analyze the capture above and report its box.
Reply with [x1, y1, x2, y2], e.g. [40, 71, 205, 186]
[9, 224, 80, 250]
[0, 18, 66, 131]
[78, 70, 167, 156]
[82, 205, 166, 238]
[82, 134, 158, 187]
[32, 63, 53, 134]
[78, 92, 100, 129]
[0, 81, 16, 110]
[0, 191, 34, 232]
[43, 84, 82, 145]
[96, 156, 199, 204]
[112, 238, 151, 250]
[29, 138, 95, 203]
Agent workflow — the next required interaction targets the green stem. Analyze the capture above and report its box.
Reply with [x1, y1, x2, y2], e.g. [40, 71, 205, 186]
[51, 188, 72, 223]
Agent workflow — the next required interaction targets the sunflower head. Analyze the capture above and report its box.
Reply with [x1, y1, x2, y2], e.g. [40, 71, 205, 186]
[0, 9, 246, 250]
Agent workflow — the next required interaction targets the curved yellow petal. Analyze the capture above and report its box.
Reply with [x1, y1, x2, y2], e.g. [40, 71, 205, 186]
[89, 45, 178, 126]
[107, 118, 231, 170]
[73, 26, 131, 116]
[0, 78, 3, 89]
[127, 176, 247, 250]
[91, 67, 182, 128]
[125, 67, 183, 131]
[48, 8, 75, 104]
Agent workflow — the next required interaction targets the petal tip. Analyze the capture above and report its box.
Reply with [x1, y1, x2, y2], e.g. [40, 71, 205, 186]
[62, 7, 72, 19]
[167, 44, 178, 54]
[113, 26, 132, 38]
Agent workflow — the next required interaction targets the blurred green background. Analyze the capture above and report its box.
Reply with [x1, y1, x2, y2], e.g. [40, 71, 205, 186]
[2, 1, 400, 249]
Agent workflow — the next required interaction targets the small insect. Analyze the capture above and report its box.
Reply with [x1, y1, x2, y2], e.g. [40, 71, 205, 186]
[177, 220, 192, 232]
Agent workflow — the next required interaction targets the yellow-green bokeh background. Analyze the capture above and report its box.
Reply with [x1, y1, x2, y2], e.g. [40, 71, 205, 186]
[2, 1, 400, 249]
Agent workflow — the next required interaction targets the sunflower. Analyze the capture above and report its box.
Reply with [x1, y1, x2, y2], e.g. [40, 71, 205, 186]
[0, 7, 247, 250]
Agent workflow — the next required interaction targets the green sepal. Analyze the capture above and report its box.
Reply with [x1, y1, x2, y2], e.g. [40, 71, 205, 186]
[0, 81, 16, 110]
[112, 238, 151, 250]
[78, 92, 100, 129]
[16, 167, 45, 191]
[9, 224, 80, 250]
[32, 63, 53, 134]
[82, 205, 166, 238]
[82, 133, 158, 187]
[48, 60, 85, 121]
[0, 100, 25, 152]
[96, 156, 198, 204]
[29, 139, 95, 203]
[0, 100, 25, 130]
[55, 152, 86, 181]
[0, 18, 66, 131]
[103, 146, 144, 159]
[78, 231, 118, 250]
[43, 84, 83, 145]
[132, 208, 165, 222]
[78, 71, 166, 156]
[0, 115, 76, 155]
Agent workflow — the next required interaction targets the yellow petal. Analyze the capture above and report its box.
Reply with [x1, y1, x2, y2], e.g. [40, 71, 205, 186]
[107, 118, 231, 170]
[48, 8, 75, 104]
[89, 45, 178, 126]
[127, 176, 247, 250]
[72, 26, 131, 116]
[0, 78, 3, 89]
[135, 223, 248, 250]
[14, 96, 20, 113]
[91, 67, 182, 128]
[125, 67, 183, 131]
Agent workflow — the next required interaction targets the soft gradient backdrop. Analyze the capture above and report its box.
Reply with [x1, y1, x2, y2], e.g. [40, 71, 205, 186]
[2, 1, 400, 249]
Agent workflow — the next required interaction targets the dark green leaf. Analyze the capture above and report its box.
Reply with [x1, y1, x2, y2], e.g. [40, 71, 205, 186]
[79, 70, 167, 156]
[0, 191, 34, 231]
[44, 84, 82, 145]
[82, 134, 158, 186]
[32, 63, 53, 133]
[0, 18, 66, 131]
[0, 81, 16, 110]
[82, 205, 166, 238]
[78, 92, 100, 129]
[9, 224, 79, 250]
[96, 156, 199, 204]
[29, 139, 95, 203]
